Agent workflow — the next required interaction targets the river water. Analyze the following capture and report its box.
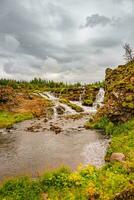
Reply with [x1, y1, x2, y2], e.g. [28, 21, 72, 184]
[0, 89, 109, 181]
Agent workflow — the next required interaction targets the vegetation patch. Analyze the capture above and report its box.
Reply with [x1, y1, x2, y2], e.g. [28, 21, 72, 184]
[82, 99, 93, 106]
[0, 111, 33, 128]
[60, 98, 84, 112]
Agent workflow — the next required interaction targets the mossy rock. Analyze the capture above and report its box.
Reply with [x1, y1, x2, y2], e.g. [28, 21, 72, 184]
[126, 95, 133, 102]
[82, 99, 93, 106]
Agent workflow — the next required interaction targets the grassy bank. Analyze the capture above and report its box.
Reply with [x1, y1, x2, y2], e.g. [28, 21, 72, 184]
[0, 118, 134, 199]
[0, 111, 33, 128]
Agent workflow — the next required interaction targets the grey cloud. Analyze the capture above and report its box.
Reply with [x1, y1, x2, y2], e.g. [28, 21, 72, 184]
[82, 14, 121, 28]
[0, 0, 134, 83]
[83, 14, 111, 28]
[0, 34, 20, 53]
[91, 37, 122, 48]
[3, 55, 43, 75]
[113, 0, 134, 3]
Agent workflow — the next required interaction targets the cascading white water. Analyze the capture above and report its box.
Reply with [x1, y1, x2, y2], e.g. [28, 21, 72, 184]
[79, 87, 86, 102]
[71, 88, 105, 113]
[40, 92, 76, 116]
[93, 88, 105, 109]
[42, 92, 58, 101]
[39, 88, 105, 116]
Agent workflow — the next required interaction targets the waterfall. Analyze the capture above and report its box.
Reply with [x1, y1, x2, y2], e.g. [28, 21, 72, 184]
[93, 88, 105, 109]
[39, 92, 76, 116]
[79, 87, 86, 102]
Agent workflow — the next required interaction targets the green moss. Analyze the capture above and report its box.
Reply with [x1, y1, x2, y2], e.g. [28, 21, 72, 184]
[122, 102, 134, 109]
[0, 111, 33, 128]
[68, 102, 83, 112]
[60, 98, 83, 112]
[122, 102, 127, 107]
[126, 95, 133, 102]
[82, 99, 93, 106]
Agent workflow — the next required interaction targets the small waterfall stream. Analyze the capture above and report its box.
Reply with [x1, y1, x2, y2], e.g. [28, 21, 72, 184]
[70, 87, 105, 113]
[40, 92, 76, 117]
[79, 87, 86, 102]
[40, 88, 105, 116]
[93, 88, 105, 109]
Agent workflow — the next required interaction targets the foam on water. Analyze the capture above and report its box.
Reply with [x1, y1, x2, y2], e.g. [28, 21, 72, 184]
[82, 139, 110, 167]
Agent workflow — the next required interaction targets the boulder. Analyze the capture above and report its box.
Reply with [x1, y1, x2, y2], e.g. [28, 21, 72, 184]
[26, 124, 42, 132]
[50, 124, 62, 134]
[110, 152, 125, 162]
[56, 105, 65, 115]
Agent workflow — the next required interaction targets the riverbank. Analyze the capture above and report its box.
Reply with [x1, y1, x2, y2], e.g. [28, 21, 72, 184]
[0, 118, 133, 200]
[0, 88, 53, 128]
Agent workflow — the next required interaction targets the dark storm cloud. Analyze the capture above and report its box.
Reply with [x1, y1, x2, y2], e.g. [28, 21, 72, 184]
[0, 0, 134, 82]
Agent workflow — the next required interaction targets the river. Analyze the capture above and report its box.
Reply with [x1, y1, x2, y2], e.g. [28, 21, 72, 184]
[0, 89, 109, 181]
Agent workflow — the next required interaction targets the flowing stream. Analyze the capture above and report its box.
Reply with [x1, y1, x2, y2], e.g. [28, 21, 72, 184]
[0, 88, 109, 182]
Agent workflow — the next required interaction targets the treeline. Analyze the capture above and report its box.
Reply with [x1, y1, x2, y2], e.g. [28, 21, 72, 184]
[0, 78, 104, 90]
[0, 78, 82, 90]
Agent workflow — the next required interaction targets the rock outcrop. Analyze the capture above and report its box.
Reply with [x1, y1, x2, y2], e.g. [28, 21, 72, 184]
[97, 61, 134, 122]
[104, 61, 134, 122]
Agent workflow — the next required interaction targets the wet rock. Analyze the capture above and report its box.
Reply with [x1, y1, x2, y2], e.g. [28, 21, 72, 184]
[6, 126, 13, 133]
[44, 118, 48, 123]
[113, 188, 134, 200]
[110, 152, 125, 162]
[26, 124, 42, 132]
[0, 130, 4, 134]
[78, 126, 84, 129]
[56, 105, 65, 115]
[50, 124, 62, 134]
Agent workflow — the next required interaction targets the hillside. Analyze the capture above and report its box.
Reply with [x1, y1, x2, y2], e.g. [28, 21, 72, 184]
[0, 86, 53, 128]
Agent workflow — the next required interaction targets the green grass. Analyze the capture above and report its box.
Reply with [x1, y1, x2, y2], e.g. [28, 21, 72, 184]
[0, 111, 33, 128]
[60, 98, 84, 112]
[85, 116, 134, 135]
[0, 177, 41, 200]
[0, 118, 134, 199]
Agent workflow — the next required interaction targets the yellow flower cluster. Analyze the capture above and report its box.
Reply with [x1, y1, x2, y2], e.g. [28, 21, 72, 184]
[86, 183, 96, 196]
[82, 165, 95, 174]
[68, 172, 83, 186]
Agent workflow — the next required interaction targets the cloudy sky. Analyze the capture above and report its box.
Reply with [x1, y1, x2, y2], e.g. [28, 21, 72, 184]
[0, 0, 134, 83]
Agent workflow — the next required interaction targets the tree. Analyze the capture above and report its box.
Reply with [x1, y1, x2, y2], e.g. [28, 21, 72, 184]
[123, 43, 134, 63]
